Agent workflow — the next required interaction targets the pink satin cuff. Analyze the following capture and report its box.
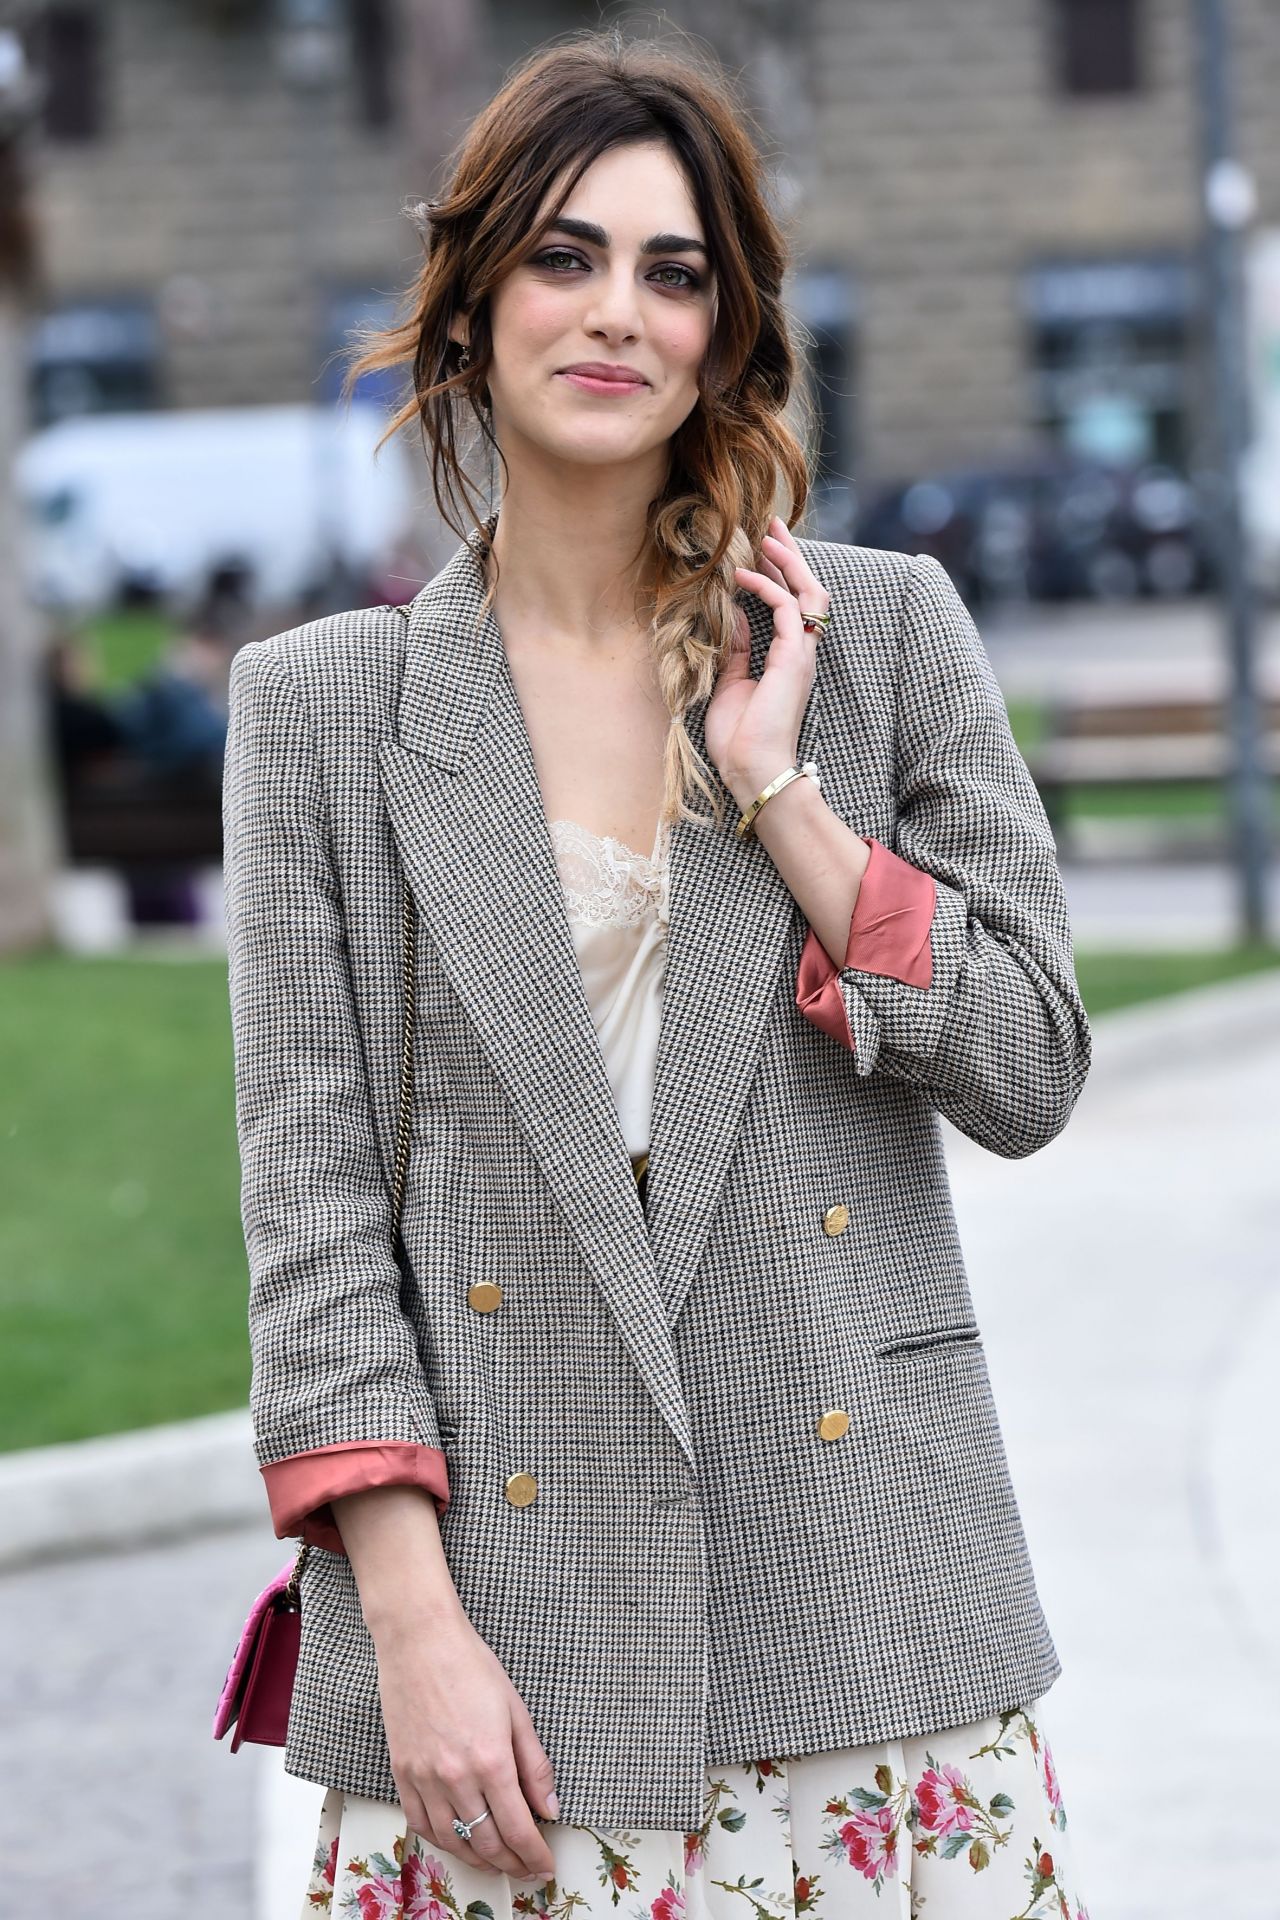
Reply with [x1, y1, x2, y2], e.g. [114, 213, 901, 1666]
[261, 1440, 451, 1555]
[795, 836, 937, 1052]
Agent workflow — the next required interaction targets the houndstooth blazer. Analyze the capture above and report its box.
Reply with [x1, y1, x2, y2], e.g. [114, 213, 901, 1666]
[222, 516, 1091, 1833]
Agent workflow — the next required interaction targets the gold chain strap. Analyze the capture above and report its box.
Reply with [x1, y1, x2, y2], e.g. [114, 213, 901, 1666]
[285, 864, 418, 1609]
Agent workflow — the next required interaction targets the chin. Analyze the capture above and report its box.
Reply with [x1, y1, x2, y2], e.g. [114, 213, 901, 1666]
[541, 428, 662, 466]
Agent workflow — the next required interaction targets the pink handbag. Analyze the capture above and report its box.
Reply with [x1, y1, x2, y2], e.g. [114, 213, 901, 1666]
[212, 1547, 307, 1749]
[213, 858, 419, 1751]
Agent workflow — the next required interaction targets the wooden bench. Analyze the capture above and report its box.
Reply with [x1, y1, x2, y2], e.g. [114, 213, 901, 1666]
[59, 758, 224, 872]
[1026, 684, 1280, 856]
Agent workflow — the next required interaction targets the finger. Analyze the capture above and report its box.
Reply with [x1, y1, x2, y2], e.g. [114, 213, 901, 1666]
[484, 1758, 558, 1880]
[732, 565, 799, 612]
[733, 567, 807, 640]
[510, 1693, 561, 1839]
[763, 516, 826, 587]
[461, 1791, 540, 1881]
[397, 1777, 435, 1849]
[766, 513, 810, 558]
[761, 533, 829, 613]
[424, 1780, 526, 1878]
[418, 1784, 473, 1866]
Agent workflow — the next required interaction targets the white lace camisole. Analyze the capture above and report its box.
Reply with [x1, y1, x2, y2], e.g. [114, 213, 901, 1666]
[547, 815, 670, 1159]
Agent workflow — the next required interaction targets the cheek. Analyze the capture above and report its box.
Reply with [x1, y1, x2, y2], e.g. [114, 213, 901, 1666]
[657, 308, 713, 382]
[494, 285, 566, 357]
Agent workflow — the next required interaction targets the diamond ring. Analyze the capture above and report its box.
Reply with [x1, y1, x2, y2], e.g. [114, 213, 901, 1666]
[453, 1806, 493, 1841]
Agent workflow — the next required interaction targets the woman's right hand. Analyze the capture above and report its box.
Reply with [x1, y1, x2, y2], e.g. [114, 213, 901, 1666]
[373, 1601, 559, 1883]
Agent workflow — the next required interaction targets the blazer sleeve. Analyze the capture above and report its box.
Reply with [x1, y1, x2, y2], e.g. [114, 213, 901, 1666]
[795, 552, 1091, 1159]
[261, 1441, 449, 1555]
[222, 642, 450, 1523]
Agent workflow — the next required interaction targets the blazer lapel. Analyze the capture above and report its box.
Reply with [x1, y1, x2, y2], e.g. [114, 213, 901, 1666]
[647, 590, 822, 1329]
[376, 521, 695, 1471]
[376, 515, 821, 1458]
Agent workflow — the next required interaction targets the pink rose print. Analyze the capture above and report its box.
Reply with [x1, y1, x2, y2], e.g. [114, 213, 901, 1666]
[353, 1873, 402, 1918]
[323, 1834, 338, 1886]
[1042, 1740, 1064, 1819]
[683, 1831, 705, 1875]
[915, 1763, 975, 1837]
[652, 1888, 686, 1918]
[401, 1850, 452, 1919]
[839, 1802, 900, 1882]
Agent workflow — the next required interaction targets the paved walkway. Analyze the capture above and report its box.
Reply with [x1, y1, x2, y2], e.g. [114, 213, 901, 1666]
[979, 592, 1280, 700]
[2, 977, 1277, 1916]
[0, 1523, 269, 1917]
[1061, 853, 1280, 948]
[940, 973, 1280, 1917]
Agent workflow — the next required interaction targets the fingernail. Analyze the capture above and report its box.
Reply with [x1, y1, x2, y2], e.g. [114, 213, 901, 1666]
[546, 1790, 560, 1818]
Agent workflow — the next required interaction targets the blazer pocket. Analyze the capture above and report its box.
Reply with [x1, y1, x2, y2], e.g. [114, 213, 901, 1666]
[874, 1321, 983, 1361]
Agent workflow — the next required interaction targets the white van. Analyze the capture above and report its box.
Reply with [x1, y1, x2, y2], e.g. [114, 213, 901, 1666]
[16, 399, 421, 614]
[1241, 434, 1280, 599]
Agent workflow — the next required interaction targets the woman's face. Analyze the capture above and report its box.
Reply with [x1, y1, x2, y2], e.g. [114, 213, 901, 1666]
[467, 139, 717, 474]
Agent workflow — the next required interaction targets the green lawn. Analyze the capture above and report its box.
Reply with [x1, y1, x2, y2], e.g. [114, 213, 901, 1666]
[3, 939, 1279, 1454]
[1074, 942, 1280, 1008]
[1, 954, 248, 1451]
[74, 606, 180, 692]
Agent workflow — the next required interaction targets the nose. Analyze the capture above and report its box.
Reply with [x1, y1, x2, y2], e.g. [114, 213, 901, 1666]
[582, 261, 643, 343]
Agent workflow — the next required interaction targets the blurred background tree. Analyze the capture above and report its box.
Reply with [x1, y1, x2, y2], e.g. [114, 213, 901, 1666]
[0, 22, 60, 954]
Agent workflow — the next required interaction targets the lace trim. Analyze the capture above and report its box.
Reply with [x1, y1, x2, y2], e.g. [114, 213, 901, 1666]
[549, 817, 671, 930]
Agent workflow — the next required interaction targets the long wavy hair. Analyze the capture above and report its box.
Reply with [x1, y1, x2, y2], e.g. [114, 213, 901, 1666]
[340, 25, 815, 828]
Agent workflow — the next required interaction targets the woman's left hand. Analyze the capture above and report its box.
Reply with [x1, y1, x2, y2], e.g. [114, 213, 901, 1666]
[704, 515, 830, 811]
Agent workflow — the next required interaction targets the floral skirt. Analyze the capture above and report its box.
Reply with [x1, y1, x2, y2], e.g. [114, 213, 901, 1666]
[299, 1695, 1088, 1918]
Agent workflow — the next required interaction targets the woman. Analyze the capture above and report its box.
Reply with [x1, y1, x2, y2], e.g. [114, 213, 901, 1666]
[222, 28, 1093, 1919]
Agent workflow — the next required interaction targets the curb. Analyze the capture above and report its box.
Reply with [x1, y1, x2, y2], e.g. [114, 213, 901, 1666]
[0, 1407, 262, 1572]
[3, 966, 1278, 1574]
[1080, 963, 1280, 1097]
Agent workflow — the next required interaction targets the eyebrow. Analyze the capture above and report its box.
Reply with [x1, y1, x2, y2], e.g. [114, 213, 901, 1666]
[539, 215, 709, 259]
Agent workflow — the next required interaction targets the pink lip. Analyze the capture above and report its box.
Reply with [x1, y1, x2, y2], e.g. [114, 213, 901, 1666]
[558, 364, 648, 393]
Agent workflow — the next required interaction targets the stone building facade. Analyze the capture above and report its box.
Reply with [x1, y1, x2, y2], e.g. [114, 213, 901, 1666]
[14, 0, 1280, 519]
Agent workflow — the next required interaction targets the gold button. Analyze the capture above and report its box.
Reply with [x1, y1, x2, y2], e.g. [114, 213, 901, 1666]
[817, 1408, 850, 1442]
[504, 1471, 538, 1507]
[822, 1203, 850, 1236]
[467, 1281, 503, 1313]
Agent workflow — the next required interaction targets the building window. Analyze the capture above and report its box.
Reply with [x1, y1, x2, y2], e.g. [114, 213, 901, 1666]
[28, 298, 161, 425]
[29, 5, 106, 142]
[348, 0, 395, 130]
[1022, 255, 1196, 469]
[1049, 0, 1141, 97]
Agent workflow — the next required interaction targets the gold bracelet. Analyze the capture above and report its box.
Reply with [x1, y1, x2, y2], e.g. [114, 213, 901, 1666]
[735, 760, 820, 841]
